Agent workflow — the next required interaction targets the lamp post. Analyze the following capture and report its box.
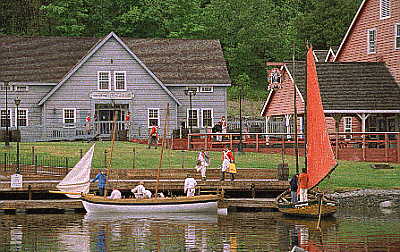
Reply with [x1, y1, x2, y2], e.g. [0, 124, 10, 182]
[238, 82, 243, 152]
[184, 88, 197, 134]
[4, 81, 10, 147]
[14, 97, 21, 174]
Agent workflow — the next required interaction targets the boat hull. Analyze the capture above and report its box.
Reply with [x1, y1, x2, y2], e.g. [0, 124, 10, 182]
[81, 195, 220, 214]
[277, 200, 336, 218]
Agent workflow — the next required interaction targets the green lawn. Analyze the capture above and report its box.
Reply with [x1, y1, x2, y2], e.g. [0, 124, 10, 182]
[0, 141, 399, 191]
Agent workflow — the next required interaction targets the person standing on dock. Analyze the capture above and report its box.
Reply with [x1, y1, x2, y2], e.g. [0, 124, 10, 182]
[220, 145, 234, 181]
[184, 174, 197, 197]
[91, 170, 107, 196]
[196, 149, 209, 181]
[148, 123, 158, 149]
[289, 174, 298, 204]
[298, 168, 309, 202]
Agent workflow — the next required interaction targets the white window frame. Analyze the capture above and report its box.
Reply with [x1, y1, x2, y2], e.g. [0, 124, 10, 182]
[343, 117, 352, 139]
[380, 0, 390, 19]
[395, 24, 400, 49]
[114, 71, 127, 91]
[200, 86, 213, 93]
[14, 85, 29, 92]
[185, 87, 199, 93]
[63, 108, 76, 128]
[148, 108, 160, 128]
[187, 108, 200, 129]
[97, 71, 111, 90]
[0, 109, 11, 128]
[367, 28, 377, 54]
[15, 108, 28, 127]
[201, 108, 214, 128]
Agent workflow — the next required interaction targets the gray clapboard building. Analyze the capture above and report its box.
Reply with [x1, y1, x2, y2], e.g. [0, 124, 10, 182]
[0, 32, 231, 141]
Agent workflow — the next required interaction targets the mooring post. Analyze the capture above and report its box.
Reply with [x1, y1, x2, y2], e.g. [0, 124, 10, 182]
[28, 185, 32, 200]
[80, 149, 83, 159]
[31, 146, 35, 165]
[132, 147, 136, 169]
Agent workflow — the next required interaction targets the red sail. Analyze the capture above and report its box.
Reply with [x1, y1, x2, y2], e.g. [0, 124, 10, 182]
[306, 47, 337, 189]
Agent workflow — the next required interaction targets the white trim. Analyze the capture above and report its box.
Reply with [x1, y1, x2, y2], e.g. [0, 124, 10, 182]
[260, 90, 273, 116]
[325, 47, 336, 62]
[14, 108, 28, 127]
[324, 110, 400, 113]
[380, 0, 391, 20]
[395, 23, 400, 50]
[114, 71, 127, 91]
[334, 0, 368, 61]
[38, 32, 181, 106]
[199, 87, 213, 93]
[147, 108, 160, 128]
[0, 109, 12, 128]
[0, 82, 57, 86]
[343, 117, 353, 132]
[367, 28, 377, 54]
[63, 108, 76, 128]
[201, 108, 214, 128]
[187, 108, 200, 128]
[97, 71, 111, 90]
[14, 85, 29, 92]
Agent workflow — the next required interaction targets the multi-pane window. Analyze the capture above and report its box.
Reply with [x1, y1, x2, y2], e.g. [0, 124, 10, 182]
[98, 71, 111, 90]
[202, 109, 213, 128]
[15, 86, 28, 92]
[380, 0, 390, 19]
[396, 24, 400, 49]
[63, 109, 76, 126]
[114, 71, 126, 90]
[16, 109, 28, 127]
[187, 109, 199, 128]
[344, 117, 352, 139]
[0, 109, 11, 127]
[368, 29, 377, 54]
[148, 109, 159, 127]
[200, 87, 213, 93]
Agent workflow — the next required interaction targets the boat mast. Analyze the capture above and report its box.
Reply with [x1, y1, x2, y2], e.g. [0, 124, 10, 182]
[155, 103, 170, 197]
[292, 43, 299, 174]
[304, 42, 309, 172]
[107, 101, 119, 192]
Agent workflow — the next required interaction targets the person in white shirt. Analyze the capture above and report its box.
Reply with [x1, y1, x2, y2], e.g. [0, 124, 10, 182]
[108, 187, 122, 199]
[131, 181, 152, 199]
[196, 149, 209, 181]
[184, 174, 197, 197]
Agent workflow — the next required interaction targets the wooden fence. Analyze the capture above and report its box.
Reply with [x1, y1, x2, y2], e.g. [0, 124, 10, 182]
[187, 132, 400, 163]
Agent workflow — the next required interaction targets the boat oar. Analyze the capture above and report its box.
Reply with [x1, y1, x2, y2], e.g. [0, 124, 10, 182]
[316, 193, 323, 230]
[49, 190, 83, 195]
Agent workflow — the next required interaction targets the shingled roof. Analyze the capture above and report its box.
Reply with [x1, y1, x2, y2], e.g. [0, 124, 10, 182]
[0, 34, 231, 85]
[287, 62, 400, 111]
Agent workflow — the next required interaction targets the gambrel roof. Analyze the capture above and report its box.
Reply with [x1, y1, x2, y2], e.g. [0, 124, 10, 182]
[0, 33, 231, 85]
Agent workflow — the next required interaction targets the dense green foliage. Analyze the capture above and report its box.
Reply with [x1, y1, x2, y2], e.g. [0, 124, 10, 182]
[0, 0, 362, 99]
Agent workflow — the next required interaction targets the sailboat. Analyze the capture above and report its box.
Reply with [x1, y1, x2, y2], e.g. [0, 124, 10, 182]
[275, 46, 338, 218]
[52, 104, 222, 214]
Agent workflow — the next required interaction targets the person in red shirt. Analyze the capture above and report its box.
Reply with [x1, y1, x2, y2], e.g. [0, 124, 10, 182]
[85, 114, 92, 134]
[220, 145, 235, 181]
[148, 124, 158, 149]
[298, 168, 309, 202]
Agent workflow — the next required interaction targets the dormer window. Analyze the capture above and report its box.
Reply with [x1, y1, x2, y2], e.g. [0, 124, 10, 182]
[380, 0, 390, 19]
[98, 71, 111, 90]
[367, 28, 377, 54]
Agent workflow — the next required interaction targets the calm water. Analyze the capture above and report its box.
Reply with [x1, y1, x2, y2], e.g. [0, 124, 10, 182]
[1, 207, 400, 252]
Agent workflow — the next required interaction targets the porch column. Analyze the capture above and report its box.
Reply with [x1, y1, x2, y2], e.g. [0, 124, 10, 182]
[356, 113, 370, 133]
[285, 114, 292, 139]
[265, 116, 270, 145]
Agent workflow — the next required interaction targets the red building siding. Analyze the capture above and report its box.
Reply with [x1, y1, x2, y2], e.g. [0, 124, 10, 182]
[336, 0, 400, 83]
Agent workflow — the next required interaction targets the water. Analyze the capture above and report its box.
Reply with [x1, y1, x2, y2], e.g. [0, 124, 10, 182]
[1, 207, 400, 252]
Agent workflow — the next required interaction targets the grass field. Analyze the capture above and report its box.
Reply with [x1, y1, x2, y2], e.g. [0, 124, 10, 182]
[0, 141, 399, 191]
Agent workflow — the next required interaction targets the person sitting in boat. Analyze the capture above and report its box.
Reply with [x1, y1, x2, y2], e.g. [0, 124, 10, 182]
[298, 168, 309, 202]
[184, 174, 197, 197]
[108, 187, 122, 200]
[91, 170, 107, 196]
[131, 181, 152, 199]
[289, 173, 298, 204]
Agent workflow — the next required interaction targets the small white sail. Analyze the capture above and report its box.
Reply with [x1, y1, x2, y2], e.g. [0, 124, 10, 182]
[57, 144, 95, 198]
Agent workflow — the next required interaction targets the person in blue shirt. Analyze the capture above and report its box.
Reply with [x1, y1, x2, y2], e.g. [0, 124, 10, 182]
[289, 173, 298, 204]
[91, 171, 107, 196]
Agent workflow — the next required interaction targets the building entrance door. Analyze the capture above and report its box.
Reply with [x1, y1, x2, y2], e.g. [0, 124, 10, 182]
[95, 104, 128, 135]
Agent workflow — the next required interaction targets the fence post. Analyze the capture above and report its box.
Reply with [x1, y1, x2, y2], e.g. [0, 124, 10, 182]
[181, 151, 185, 169]
[385, 133, 388, 162]
[104, 150, 107, 169]
[256, 134, 259, 152]
[3, 153, 6, 172]
[65, 157, 68, 175]
[335, 132, 339, 159]
[362, 133, 366, 161]
[132, 147, 136, 169]
[31, 146, 35, 165]
[34, 154, 38, 174]
[80, 149, 83, 159]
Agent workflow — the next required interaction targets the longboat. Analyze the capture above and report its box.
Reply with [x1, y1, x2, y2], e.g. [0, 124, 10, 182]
[275, 47, 338, 218]
[51, 104, 222, 214]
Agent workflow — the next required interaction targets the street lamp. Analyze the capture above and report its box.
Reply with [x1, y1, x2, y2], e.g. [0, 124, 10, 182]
[4, 81, 10, 147]
[14, 97, 21, 174]
[184, 88, 197, 134]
